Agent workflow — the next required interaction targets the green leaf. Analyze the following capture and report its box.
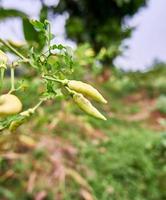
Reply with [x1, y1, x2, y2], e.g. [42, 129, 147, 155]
[0, 8, 27, 19]
[23, 18, 46, 50]
[30, 20, 45, 32]
[51, 44, 58, 50]
[23, 18, 39, 42]
[40, 6, 48, 22]
[57, 44, 65, 50]
[0, 114, 21, 131]
[53, 88, 63, 98]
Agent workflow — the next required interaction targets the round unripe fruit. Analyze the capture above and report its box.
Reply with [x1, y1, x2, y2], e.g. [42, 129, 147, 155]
[0, 94, 22, 116]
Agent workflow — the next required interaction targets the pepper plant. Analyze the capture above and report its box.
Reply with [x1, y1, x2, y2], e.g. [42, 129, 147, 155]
[0, 20, 107, 132]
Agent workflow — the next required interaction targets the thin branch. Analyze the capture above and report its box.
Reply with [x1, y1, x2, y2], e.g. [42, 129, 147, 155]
[0, 38, 28, 61]
[0, 68, 5, 94]
[43, 75, 67, 84]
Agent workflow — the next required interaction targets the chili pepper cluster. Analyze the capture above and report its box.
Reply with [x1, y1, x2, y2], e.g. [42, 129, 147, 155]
[0, 30, 108, 132]
[66, 80, 107, 120]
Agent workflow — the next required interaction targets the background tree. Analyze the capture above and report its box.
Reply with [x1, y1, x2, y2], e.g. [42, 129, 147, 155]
[0, 0, 148, 63]
[54, 0, 148, 65]
[0, 0, 148, 81]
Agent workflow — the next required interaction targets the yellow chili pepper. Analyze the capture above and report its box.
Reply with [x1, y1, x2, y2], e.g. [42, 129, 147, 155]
[73, 93, 106, 120]
[68, 80, 107, 104]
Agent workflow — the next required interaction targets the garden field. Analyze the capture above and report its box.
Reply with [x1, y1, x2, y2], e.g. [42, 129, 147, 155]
[0, 65, 166, 200]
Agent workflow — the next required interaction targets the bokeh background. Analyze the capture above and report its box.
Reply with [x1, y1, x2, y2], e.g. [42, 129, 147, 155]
[0, 0, 166, 200]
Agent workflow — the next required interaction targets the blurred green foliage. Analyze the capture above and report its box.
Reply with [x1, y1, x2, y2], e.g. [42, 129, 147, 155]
[156, 95, 166, 114]
[79, 128, 166, 200]
[54, 0, 148, 64]
[0, 62, 166, 200]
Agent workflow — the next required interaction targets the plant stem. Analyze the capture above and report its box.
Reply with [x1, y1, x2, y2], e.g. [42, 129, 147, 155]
[20, 99, 44, 118]
[0, 38, 28, 61]
[0, 68, 5, 94]
[9, 67, 15, 93]
[65, 86, 75, 95]
[43, 75, 67, 84]
[48, 22, 51, 50]
[32, 99, 44, 111]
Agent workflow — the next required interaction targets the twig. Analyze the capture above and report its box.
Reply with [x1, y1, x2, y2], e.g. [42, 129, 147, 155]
[0, 38, 28, 61]
[43, 75, 67, 84]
